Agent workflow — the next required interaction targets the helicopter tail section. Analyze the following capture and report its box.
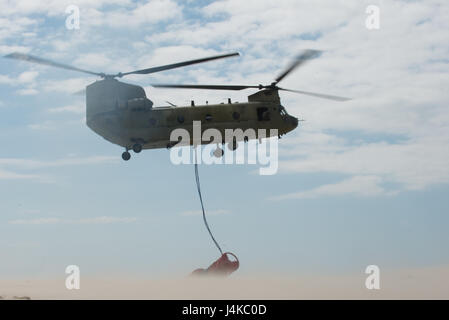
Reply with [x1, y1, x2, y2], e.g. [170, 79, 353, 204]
[86, 79, 151, 121]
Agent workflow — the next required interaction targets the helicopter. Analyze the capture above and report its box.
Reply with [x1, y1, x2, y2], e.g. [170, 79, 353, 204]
[5, 49, 350, 161]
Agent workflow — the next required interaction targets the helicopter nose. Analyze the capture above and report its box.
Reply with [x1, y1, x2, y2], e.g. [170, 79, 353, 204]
[291, 116, 298, 128]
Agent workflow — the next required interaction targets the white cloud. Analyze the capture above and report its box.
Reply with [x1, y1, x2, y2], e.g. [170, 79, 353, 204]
[81, 0, 182, 28]
[279, 132, 449, 191]
[9, 218, 61, 225]
[0, 0, 132, 16]
[181, 209, 230, 216]
[9, 216, 137, 225]
[0, 74, 14, 84]
[0, 71, 38, 85]
[128, 0, 182, 25]
[20, 209, 42, 215]
[0, 155, 118, 170]
[0, 15, 37, 41]
[270, 175, 396, 200]
[0, 156, 117, 182]
[17, 71, 38, 83]
[0, 45, 31, 55]
[27, 117, 86, 130]
[17, 88, 38, 95]
[0, 71, 39, 95]
[27, 121, 57, 130]
[47, 104, 84, 114]
[73, 53, 112, 70]
[0, 169, 41, 180]
[42, 78, 92, 94]
[78, 216, 137, 224]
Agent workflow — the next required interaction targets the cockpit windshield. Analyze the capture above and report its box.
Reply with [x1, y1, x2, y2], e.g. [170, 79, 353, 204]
[279, 105, 288, 117]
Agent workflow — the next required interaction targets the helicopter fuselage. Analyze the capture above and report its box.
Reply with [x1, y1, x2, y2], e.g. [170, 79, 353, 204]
[5, 49, 348, 160]
[86, 79, 298, 153]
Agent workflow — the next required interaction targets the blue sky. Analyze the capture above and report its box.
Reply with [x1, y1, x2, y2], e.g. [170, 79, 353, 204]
[0, 0, 448, 280]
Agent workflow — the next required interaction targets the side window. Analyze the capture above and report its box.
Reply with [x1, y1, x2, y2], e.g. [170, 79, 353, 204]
[257, 107, 270, 121]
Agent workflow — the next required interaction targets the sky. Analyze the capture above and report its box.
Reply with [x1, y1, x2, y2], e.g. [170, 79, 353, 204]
[0, 0, 448, 289]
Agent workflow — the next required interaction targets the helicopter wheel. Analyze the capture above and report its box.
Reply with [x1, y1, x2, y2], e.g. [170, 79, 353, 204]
[132, 143, 142, 153]
[122, 151, 131, 161]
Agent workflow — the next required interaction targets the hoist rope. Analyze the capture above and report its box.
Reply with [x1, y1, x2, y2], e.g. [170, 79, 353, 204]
[194, 147, 223, 255]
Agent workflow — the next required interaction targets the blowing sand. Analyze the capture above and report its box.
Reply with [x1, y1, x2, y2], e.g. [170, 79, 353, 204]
[1, 266, 448, 300]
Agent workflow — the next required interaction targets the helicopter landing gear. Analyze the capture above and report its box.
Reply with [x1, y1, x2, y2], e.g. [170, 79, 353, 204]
[213, 146, 224, 158]
[132, 143, 142, 153]
[122, 151, 131, 161]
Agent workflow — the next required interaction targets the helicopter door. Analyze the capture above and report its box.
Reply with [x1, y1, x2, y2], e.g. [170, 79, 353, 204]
[257, 107, 271, 121]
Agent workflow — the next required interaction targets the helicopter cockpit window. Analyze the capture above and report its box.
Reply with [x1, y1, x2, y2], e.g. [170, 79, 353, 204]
[279, 106, 287, 117]
[279, 106, 288, 118]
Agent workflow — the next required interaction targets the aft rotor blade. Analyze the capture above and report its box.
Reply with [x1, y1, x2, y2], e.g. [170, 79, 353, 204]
[4, 52, 103, 77]
[275, 49, 321, 84]
[279, 88, 351, 101]
[151, 84, 258, 90]
[121, 52, 240, 76]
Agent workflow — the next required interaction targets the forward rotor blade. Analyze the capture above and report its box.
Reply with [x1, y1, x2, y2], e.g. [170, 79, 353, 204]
[279, 88, 351, 101]
[4, 52, 103, 77]
[151, 84, 258, 90]
[275, 49, 321, 84]
[121, 52, 240, 76]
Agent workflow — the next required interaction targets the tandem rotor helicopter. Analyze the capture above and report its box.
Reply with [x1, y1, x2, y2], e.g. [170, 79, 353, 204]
[5, 50, 350, 161]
